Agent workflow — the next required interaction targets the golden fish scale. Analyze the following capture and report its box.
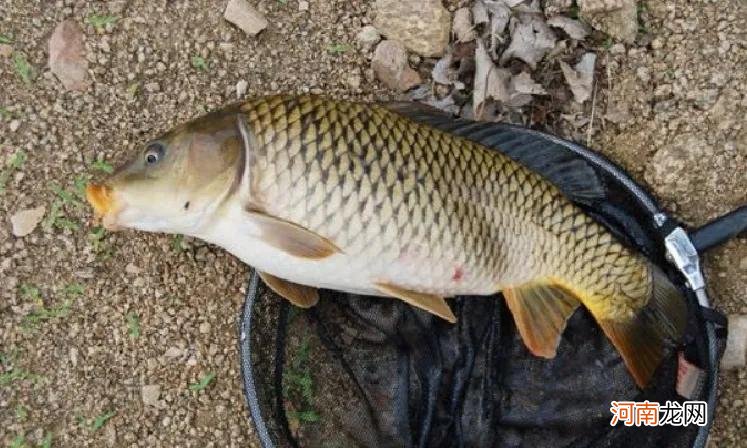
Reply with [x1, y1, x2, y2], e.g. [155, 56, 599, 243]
[240, 95, 649, 316]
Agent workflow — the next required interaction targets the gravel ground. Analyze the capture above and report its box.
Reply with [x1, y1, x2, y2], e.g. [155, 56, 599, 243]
[0, 0, 744, 447]
[596, 2, 747, 445]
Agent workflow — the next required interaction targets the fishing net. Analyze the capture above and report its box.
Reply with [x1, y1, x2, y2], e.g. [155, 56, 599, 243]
[238, 123, 735, 448]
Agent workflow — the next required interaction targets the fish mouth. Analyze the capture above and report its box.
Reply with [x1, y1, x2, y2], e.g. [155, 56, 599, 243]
[86, 183, 122, 230]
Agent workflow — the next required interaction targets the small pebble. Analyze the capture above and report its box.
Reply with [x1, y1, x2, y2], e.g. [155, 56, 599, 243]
[224, 0, 268, 36]
[236, 79, 248, 98]
[142, 385, 161, 407]
[10, 206, 46, 237]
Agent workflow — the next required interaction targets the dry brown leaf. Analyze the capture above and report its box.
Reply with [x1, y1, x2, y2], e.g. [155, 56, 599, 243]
[500, 13, 557, 68]
[473, 40, 511, 117]
[547, 16, 592, 40]
[453, 8, 477, 43]
[560, 52, 597, 103]
[432, 53, 455, 85]
[424, 94, 461, 115]
[513, 0, 542, 13]
[485, 1, 512, 50]
[505, 72, 546, 107]
[471, 1, 490, 27]
[511, 71, 547, 95]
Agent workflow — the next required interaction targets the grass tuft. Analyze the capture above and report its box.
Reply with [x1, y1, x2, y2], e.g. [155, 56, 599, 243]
[0, 368, 43, 386]
[22, 300, 71, 329]
[126, 82, 139, 98]
[15, 404, 28, 421]
[79, 410, 116, 431]
[283, 333, 319, 425]
[327, 43, 350, 55]
[171, 234, 185, 252]
[39, 433, 52, 448]
[0, 106, 12, 119]
[127, 312, 141, 338]
[191, 55, 208, 71]
[9, 434, 27, 448]
[91, 159, 114, 174]
[73, 175, 91, 200]
[0, 150, 27, 194]
[9, 150, 26, 169]
[64, 283, 85, 298]
[12, 53, 33, 83]
[50, 184, 84, 208]
[20, 284, 41, 302]
[86, 15, 118, 31]
[188, 372, 215, 392]
[43, 183, 86, 232]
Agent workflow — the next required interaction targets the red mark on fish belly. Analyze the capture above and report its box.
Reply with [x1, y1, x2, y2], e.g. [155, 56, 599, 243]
[452, 267, 464, 282]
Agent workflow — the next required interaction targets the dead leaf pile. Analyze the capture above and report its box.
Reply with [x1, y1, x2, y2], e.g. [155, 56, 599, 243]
[417, 0, 604, 124]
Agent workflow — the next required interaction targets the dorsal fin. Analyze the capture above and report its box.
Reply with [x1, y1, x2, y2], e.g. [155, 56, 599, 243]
[382, 102, 606, 205]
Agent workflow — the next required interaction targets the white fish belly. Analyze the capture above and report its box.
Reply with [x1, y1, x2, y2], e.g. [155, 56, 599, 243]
[200, 204, 496, 298]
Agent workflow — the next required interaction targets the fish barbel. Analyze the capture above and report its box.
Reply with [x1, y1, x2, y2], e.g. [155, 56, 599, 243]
[86, 95, 686, 387]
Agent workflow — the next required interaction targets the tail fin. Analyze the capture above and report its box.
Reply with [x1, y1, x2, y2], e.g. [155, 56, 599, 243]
[597, 265, 687, 387]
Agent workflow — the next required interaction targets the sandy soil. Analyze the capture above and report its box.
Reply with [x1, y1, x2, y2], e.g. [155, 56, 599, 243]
[0, 0, 744, 447]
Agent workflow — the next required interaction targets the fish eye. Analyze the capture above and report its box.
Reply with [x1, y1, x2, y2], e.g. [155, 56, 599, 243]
[144, 142, 165, 165]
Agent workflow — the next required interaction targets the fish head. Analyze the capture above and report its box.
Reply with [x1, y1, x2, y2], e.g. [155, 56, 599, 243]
[86, 108, 245, 235]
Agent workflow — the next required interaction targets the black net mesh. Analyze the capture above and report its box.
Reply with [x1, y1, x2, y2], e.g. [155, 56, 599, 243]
[243, 278, 708, 448]
[238, 126, 726, 448]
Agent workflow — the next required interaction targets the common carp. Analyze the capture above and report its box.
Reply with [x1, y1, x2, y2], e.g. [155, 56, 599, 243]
[86, 95, 686, 387]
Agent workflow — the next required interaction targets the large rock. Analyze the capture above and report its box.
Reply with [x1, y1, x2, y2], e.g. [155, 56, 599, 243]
[224, 0, 268, 36]
[371, 40, 421, 92]
[373, 0, 450, 57]
[49, 20, 88, 91]
[10, 206, 45, 237]
[579, 0, 638, 43]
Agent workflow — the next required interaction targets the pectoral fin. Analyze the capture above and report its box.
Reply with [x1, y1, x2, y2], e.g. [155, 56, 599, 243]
[247, 210, 341, 259]
[258, 271, 319, 308]
[503, 281, 581, 358]
[374, 282, 456, 323]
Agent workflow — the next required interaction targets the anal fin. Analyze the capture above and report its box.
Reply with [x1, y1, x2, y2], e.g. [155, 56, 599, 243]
[258, 271, 319, 308]
[374, 282, 456, 323]
[503, 281, 581, 358]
